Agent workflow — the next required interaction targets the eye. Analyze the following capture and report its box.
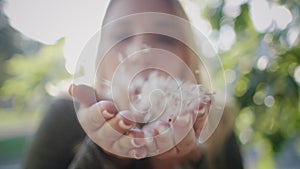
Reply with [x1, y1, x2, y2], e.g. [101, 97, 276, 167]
[113, 33, 131, 42]
[156, 35, 177, 45]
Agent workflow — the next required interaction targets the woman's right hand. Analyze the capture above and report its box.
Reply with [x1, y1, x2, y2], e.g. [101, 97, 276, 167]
[69, 84, 147, 159]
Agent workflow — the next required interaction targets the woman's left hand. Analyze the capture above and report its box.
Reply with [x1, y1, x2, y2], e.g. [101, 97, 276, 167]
[142, 102, 209, 161]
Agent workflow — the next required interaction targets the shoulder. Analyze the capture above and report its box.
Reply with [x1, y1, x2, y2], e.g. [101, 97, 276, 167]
[45, 97, 79, 113]
[41, 97, 80, 122]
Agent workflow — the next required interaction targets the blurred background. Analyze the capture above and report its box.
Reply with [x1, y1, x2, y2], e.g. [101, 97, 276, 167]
[0, 0, 299, 169]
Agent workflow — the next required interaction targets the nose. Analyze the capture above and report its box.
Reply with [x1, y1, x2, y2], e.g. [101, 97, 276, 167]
[125, 35, 150, 56]
[123, 35, 153, 67]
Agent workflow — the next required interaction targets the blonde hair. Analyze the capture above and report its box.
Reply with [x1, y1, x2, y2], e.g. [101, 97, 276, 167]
[95, 2, 235, 168]
[97, 0, 204, 86]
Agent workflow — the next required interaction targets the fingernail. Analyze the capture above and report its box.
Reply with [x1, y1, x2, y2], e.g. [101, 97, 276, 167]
[131, 138, 145, 148]
[176, 114, 191, 127]
[119, 119, 133, 129]
[68, 84, 75, 96]
[194, 107, 206, 115]
[131, 149, 146, 159]
[102, 110, 115, 118]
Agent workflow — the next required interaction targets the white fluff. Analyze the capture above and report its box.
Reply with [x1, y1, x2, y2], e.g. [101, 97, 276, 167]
[102, 54, 212, 124]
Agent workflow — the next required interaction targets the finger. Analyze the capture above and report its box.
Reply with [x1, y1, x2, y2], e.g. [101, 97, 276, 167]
[128, 147, 147, 159]
[158, 114, 196, 159]
[152, 122, 174, 155]
[175, 129, 197, 156]
[112, 129, 145, 151]
[77, 100, 118, 132]
[69, 84, 100, 107]
[187, 99, 209, 139]
[94, 110, 136, 147]
[143, 128, 158, 157]
[112, 129, 147, 159]
[193, 105, 208, 138]
[172, 112, 194, 145]
[152, 114, 196, 159]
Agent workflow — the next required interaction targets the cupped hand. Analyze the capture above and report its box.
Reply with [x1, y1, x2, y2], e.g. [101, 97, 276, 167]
[69, 84, 147, 159]
[69, 84, 211, 161]
[142, 100, 210, 161]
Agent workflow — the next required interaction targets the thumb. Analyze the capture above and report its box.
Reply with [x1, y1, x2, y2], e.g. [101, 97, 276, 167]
[69, 84, 100, 107]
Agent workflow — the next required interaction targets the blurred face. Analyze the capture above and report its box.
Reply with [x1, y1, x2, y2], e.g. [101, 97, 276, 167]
[96, 0, 193, 81]
[94, 0, 203, 118]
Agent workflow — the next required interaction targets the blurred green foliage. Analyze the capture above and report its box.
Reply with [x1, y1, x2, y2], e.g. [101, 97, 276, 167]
[0, 136, 29, 161]
[0, 39, 69, 115]
[0, 0, 41, 87]
[199, 0, 300, 168]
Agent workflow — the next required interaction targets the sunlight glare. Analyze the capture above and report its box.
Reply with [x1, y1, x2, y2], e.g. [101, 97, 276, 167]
[294, 66, 300, 84]
[249, 0, 272, 32]
[271, 4, 293, 30]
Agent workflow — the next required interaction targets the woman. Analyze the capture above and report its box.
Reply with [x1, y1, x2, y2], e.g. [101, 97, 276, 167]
[23, 0, 244, 169]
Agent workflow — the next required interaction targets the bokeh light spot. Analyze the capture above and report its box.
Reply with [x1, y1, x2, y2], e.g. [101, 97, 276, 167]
[257, 55, 269, 71]
[294, 66, 300, 84]
[264, 95, 275, 107]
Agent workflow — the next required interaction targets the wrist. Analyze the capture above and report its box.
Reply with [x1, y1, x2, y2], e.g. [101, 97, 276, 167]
[100, 147, 133, 168]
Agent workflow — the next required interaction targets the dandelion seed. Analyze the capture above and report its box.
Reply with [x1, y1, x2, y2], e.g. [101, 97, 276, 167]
[107, 60, 213, 125]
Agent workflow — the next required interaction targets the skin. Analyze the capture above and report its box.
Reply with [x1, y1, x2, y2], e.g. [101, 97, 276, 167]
[69, 0, 210, 168]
